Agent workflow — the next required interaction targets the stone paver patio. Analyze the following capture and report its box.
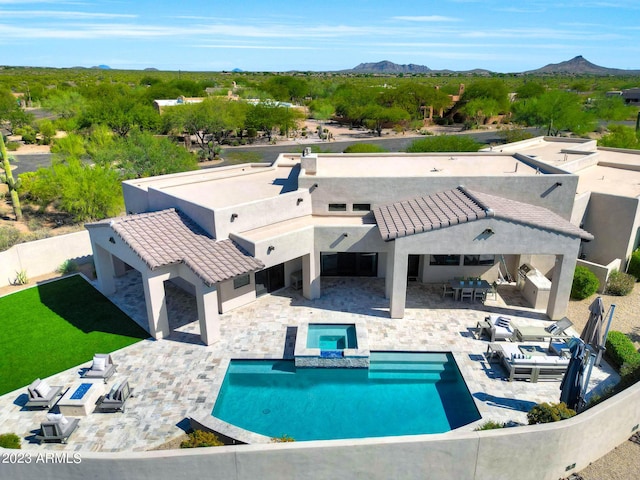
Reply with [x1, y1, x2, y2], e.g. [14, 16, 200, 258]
[0, 273, 619, 452]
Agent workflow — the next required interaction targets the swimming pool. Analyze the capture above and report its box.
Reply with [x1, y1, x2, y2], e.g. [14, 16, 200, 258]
[212, 352, 480, 441]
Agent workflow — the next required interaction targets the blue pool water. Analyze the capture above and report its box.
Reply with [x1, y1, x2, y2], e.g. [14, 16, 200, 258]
[212, 352, 480, 441]
[70, 383, 92, 400]
[306, 324, 357, 350]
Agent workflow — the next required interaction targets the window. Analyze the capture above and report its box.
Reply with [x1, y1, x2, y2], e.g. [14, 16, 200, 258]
[463, 255, 495, 266]
[353, 203, 371, 212]
[233, 274, 250, 289]
[429, 255, 461, 266]
[328, 203, 347, 212]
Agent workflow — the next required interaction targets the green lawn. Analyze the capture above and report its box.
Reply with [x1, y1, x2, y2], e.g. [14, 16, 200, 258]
[0, 275, 149, 396]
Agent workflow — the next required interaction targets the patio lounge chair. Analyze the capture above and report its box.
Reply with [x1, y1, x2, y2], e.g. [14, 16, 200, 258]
[512, 317, 574, 342]
[478, 314, 515, 342]
[96, 379, 132, 413]
[35, 413, 80, 443]
[25, 379, 64, 409]
[488, 341, 570, 382]
[82, 354, 116, 383]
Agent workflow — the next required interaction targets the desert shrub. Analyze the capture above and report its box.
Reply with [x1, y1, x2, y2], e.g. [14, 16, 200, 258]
[474, 421, 506, 431]
[605, 331, 640, 368]
[6, 141, 20, 151]
[498, 129, 534, 144]
[527, 402, 576, 424]
[56, 259, 78, 275]
[627, 249, 640, 281]
[270, 434, 295, 443]
[0, 433, 21, 449]
[180, 430, 224, 448]
[571, 266, 599, 300]
[606, 270, 635, 296]
[405, 135, 482, 153]
[0, 226, 21, 251]
[343, 143, 388, 153]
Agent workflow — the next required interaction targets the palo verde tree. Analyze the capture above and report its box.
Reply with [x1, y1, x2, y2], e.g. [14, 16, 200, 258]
[0, 134, 23, 221]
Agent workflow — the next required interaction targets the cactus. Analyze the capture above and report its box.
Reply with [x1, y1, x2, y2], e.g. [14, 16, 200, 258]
[0, 134, 22, 221]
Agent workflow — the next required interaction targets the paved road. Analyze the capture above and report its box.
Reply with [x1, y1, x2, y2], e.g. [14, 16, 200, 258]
[9, 128, 540, 174]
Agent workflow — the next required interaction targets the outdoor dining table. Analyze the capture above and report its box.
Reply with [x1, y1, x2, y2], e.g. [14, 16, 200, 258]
[448, 279, 492, 301]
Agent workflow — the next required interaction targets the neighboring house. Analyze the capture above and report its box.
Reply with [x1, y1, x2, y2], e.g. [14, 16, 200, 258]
[87, 142, 597, 346]
[153, 96, 204, 113]
[621, 88, 640, 106]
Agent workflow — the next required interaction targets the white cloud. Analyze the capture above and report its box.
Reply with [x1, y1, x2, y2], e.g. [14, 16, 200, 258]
[193, 44, 319, 50]
[0, 10, 137, 19]
[392, 16, 461, 22]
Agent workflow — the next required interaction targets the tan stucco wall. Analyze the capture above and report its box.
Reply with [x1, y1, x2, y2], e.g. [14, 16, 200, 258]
[0, 231, 92, 288]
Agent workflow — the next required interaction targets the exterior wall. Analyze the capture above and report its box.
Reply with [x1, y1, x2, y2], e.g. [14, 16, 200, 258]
[147, 187, 217, 237]
[571, 191, 591, 227]
[215, 191, 312, 240]
[577, 258, 622, 294]
[581, 193, 639, 265]
[217, 275, 257, 313]
[299, 173, 578, 220]
[421, 262, 500, 283]
[0, 231, 92, 288]
[4, 382, 639, 480]
[313, 224, 390, 256]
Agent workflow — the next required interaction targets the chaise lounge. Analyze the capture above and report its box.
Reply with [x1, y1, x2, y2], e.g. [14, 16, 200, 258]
[82, 354, 116, 383]
[35, 413, 80, 444]
[511, 317, 574, 342]
[25, 379, 64, 409]
[96, 379, 132, 413]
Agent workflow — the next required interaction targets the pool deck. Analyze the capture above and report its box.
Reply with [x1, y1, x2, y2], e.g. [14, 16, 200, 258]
[0, 274, 619, 452]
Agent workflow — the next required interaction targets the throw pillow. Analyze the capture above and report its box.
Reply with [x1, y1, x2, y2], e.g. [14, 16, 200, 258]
[93, 356, 106, 372]
[46, 413, 63, 423]
[496, 317, 511, 328]
[35, 380, 51, 398]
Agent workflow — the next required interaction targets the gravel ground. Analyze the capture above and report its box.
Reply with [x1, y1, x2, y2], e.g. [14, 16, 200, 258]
[565, 285, 640, 480]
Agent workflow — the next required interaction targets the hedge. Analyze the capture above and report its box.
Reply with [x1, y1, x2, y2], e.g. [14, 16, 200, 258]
[605, 330, 640, 368]
[571, 266, 599, 300]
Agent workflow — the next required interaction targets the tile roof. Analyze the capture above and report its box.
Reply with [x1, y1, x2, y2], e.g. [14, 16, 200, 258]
[88, 209, 263, 286]
[373, 187, 593, 241]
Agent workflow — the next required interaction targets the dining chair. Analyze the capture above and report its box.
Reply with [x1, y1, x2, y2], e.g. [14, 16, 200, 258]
[460, 287, 473, 301]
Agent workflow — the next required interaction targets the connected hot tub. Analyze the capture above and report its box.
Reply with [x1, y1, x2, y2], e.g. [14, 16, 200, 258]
[295, 320, 369, 368]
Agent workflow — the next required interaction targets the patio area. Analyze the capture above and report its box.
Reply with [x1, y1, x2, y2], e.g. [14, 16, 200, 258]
[0, 273, 619, 452]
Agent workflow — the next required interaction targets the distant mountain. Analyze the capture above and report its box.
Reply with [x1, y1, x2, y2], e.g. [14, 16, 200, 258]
[91, 65, 112, 70]
[524, 55, 640, 75]
[144, 67, 159, 71]
[351, 61, 432, 74]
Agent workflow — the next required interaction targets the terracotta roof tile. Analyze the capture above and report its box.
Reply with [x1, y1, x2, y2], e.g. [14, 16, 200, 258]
[373, 187, 593, 241]
[91, 209, 263, 286]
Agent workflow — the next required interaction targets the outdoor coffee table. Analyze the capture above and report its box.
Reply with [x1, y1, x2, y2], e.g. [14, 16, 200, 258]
[58, 380, 105, 416]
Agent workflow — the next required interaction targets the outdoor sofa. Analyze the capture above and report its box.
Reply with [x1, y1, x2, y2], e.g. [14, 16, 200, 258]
[25, 378, 64, 409]
[487, 341, 570, 382]
[35, 413, 80, 443]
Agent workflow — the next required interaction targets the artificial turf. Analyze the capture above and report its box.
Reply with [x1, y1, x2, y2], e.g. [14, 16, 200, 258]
[0, 274, 149, 396]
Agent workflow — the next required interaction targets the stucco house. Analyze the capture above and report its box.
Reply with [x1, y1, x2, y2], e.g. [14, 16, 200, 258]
[87, 140, 602, 346]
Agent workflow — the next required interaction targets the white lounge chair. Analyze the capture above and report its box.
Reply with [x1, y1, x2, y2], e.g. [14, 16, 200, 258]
[82, 354, 116, 383]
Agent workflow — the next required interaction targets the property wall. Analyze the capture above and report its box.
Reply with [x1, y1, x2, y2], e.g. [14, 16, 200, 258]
[299, 173, 578, 220]
[0, 231, 92, 288]
[577, 258, 622, 294]
[4, 382, 639, 480]
[581, 193, 639, 266]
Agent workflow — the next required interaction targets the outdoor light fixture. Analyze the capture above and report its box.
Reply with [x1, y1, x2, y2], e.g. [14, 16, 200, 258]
[343, 233, 349, 237]
[268, 245, 275, 253]
[231, 213, 238, 222]
[297, 198, 304, 205]
[555, 182, 563, 187]
[482, 228, 494, 236]
[310, 183, 319, 192]
[108, 237, 116, 244]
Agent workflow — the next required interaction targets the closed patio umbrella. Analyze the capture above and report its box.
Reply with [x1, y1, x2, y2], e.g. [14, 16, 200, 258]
[581, 296, 609, 366]
[560, 339, 587, 411]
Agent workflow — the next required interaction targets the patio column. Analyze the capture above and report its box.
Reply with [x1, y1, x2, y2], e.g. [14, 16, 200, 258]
[196, 283, 220, 346]
[92, 243, 116, 296]
[142, 272, 171, 340]
[547, 254, 577, 320]
[388, 242, 408, 319]
[303, 252, 321, 300]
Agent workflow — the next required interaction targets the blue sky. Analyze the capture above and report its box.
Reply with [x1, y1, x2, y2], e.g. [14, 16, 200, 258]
[0, 0, 638, 72]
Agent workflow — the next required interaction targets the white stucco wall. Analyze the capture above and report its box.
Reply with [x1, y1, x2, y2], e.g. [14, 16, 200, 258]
[3, 382, 639, 480]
